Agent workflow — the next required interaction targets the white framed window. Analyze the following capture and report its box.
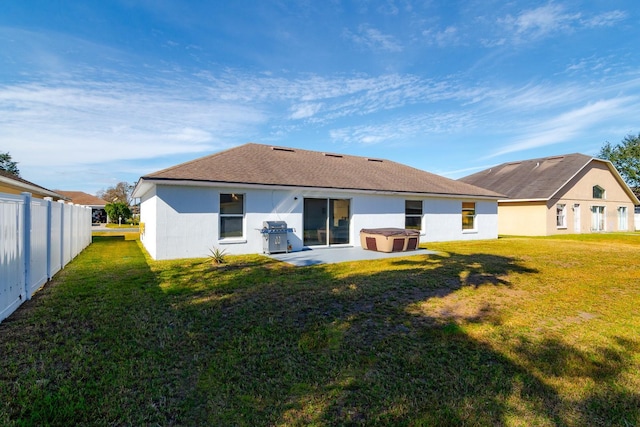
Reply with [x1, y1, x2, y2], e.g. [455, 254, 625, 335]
[591, 206, 605, 232]
[220, 193, 244, 239]
[618, 206, 628, 231]
[405, 200, 422, 230]
[556, 204, 567, 228]
[462, 202, 476, 230]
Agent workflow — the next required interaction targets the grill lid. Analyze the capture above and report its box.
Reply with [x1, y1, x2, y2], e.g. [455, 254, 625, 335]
[263, 221, 287, 230]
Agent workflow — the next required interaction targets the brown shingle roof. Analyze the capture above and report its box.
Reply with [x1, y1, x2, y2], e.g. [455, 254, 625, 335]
[140, 143, 502, 198]
[55, 191, 107, 206]
[459, 153, 596, 200]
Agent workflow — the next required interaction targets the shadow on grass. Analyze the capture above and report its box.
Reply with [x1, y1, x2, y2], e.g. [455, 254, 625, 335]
[1, 240, 638, 426]
[511, 336, 640, 426]
[92, 235, 125, 241]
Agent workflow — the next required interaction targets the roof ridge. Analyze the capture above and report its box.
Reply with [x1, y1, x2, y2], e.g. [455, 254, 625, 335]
[503, 152, 589, 165]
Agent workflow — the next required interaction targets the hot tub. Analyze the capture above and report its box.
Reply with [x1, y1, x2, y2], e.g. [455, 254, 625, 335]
[360, 228, 421, 253]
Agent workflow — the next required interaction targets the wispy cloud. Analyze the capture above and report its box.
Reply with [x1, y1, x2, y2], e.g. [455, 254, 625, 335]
[343, 24, 403, 52]
[289, 103, 323, 119]
[581, 10, 627, 28]
[0, 81, 266, 169]
[499, 3, 579, 41]
[422, 26, 460, 47]
[487, 97, 635, 158]
[496, 3, 627, 44]
[197, 71, 463, 122]
[329, 111, 476, 145]
[5, 66, 636, 174]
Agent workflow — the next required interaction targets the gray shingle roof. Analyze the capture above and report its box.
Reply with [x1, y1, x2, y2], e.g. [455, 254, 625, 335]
[459, 153, 595, 200]
[140, 143, 502, 198]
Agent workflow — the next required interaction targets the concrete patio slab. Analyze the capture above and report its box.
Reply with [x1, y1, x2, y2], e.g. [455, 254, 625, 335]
[267, 246, 436, 267]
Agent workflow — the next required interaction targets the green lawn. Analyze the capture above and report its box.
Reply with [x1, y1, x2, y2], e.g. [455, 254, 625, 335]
[1, 233, 639, 426]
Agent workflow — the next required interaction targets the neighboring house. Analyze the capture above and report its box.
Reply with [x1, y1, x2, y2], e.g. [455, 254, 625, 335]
[55, 191, 108, 224]
[0, 170, 66, 200]
[132, 143, 502, 260]
[460, 153, 640, 236]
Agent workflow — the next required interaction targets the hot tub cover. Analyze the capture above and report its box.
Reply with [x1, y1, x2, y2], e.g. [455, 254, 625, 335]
[359, 228, 421, 237]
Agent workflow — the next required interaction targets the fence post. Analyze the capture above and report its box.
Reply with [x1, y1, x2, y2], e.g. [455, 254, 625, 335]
[70, 203, 75, 259]
[59, 200, 65, 269]
[44, 197, 52, 280]
[21, 192, 32, 300]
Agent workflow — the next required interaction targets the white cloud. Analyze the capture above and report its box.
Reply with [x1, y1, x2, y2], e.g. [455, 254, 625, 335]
[289, 103, 323, 119]
[499, 3, 579, 40]
[3, 50, 639, 193]
[488, 97, 635, 158]
[197, 71, 465, 123]
[0, 81, 266, 169]
[170, 127, 212, 142]
[329, 111, 476, 145]
[423, 26, 460, 47]
[343, 24, 403, 52]
[495, 3, 627, 44]
[581, 10, 626, 28]
[377, 0, 400, 16]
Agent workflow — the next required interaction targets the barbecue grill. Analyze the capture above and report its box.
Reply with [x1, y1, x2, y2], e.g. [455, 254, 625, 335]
[261, 221, 293, 254]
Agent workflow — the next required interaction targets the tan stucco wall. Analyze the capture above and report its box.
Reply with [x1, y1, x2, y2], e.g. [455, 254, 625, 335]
[0, 182, 57, 200]
[498, 202, 548, 235]
[546, 162, 636, 234]
[0, 183, 22, 195]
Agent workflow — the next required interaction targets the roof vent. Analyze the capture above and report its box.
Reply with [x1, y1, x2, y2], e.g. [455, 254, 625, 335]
[323, 153, 343, 158]
[367, 158, 383, 163]
[271, 146, 295, 152]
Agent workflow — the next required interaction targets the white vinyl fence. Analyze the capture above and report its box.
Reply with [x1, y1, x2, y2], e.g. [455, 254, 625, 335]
[1, 192, 92, 323]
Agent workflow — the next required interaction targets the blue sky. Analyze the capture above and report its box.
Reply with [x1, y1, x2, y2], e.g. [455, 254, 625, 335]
[1, 1, 638, 196]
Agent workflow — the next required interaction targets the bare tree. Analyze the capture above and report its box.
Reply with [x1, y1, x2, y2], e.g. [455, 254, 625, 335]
[97, 182, 135, 204]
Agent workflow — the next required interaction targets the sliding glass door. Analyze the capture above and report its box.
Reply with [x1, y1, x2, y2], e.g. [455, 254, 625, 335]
[303, 198, 350, 246]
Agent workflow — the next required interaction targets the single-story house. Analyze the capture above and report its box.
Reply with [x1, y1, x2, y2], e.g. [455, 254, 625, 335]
[0, 170, 66, 201]
[132, 143, 503, 260]
[55, 191, 108, 224]
[459, 153, 640, 236]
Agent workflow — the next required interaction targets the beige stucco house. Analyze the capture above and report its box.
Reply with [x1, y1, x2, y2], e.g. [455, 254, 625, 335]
[460, 153, 639, 236]
[0, 170, 66, 201]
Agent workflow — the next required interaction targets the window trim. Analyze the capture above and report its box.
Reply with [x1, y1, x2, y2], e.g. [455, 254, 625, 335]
[219, 193, 245, 240]
[590, 205, 606, 232]
[556, 203, 567, 229]
[405, 200, 423, 231]
[618, 206, 628, 231]
[592, 185, 606, 199]
[462, 201, 476, 232]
